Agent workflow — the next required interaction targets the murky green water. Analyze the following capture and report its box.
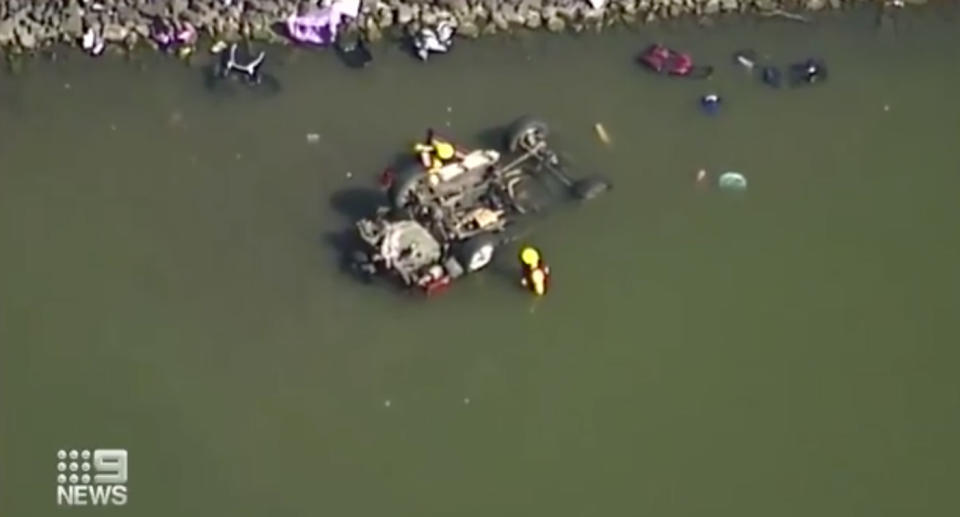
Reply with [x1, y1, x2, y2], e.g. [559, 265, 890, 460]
[2, 5, 959, 516]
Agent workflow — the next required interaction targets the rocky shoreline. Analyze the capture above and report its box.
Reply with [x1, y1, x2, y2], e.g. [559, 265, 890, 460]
[0, 0, 925, 57]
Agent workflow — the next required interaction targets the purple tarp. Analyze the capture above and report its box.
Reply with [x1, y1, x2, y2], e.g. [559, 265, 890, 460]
[150, 20, 197, 48]
[286, 0, 361, 46]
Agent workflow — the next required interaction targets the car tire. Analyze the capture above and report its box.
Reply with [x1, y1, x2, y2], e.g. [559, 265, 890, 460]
[454, 233, 498, 273]
[388, 163, 426, 209]
[506, 116, 550, 153]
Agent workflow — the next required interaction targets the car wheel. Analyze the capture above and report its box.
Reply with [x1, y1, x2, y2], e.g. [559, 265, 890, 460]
[454, 233, 498, 273]
[506, 116, 550, 153]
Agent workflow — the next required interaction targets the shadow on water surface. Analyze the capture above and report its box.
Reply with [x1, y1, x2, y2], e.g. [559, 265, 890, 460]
[323, 187, 383, 262]
[202, 68, 283, 98]
[475, 124, 508, 149]
[330, 187, 385, 221]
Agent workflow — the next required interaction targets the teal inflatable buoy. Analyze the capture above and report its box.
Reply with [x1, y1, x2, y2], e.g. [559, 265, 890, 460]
[718, 171, 747, 191]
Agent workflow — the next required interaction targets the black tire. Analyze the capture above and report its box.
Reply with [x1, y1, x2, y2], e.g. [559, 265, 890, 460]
[506, 116, 550, 153]
[453, 233, 498, 273]
[572, 177, 611, 201]
[388, 163, 426, 209]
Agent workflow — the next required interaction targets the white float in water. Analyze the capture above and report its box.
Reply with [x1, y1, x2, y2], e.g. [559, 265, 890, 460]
[718, 171, 747, 192]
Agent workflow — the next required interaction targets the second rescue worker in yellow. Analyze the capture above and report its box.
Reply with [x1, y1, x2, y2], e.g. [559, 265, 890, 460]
[414, 130, 459, 175]
[519, 246, 550, 297]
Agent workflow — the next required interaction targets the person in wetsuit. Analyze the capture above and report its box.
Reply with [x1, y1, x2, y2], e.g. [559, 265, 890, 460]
[519, 246, 550, 297]
[413, 129, 462, 184]
[700, 93, 721, 115]
[790, 58, 827, 85]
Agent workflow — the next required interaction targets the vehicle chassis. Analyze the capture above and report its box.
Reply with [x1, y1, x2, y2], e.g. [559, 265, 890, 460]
[350, 116, 609, 294]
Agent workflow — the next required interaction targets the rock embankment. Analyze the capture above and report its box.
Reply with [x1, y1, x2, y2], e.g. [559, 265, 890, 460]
[0, 0, 925, 55]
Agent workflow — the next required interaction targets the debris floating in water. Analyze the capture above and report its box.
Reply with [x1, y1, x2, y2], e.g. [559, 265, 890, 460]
[306, 133, 320, 143]
[211, 40, 228, 54]
[414, 21, 455, 61]
[594, 123, 611, 145]
[718, 171, 747, 191]
[696, 169, 707, 183]
[463, 397, 471, 405]
[383, 399, 391, 408]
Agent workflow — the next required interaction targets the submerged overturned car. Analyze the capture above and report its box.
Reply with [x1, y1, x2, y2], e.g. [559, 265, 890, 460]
[349, 117, 611, 295]
[638, 44, 713, 79]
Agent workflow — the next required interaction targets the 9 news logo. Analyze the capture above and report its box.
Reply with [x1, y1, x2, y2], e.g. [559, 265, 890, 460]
[56, 449, 128, 507]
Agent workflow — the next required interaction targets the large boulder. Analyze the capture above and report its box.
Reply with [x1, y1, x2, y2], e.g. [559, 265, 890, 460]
[525, 11, 542, 29]
[582, 7, 605, 22]
[376, 6, 394, 28]
[520, 0, 544, 11]
[420, 6, 439, 25]
[491, 11, 509, 30]
[458, 20, 480, 37]
[137, 2, 165, 18]
[257, 1, 282, 15]
[720, 0, 739, 11]
[15, 21, 37, 49]
[171, 0, 190, 16]
[546, 13, 565, 31]
[501, 4, 526, 25]
[364, 18, 383, 41]
[103, 22, 128, 43]
[0, 18, 15, 45]
[439, 0, 472, 14]
[117, 5, 141, 25]
[618, 0, 639, 14]
[397, 4, 417, 25]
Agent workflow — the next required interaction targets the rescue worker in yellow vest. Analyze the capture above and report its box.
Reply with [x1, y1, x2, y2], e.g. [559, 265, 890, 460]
[413, 130, 458, 178]
[519, 246, 550, 296]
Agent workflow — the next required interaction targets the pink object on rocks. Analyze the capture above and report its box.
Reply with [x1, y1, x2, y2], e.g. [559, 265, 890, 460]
[286, 0, 361, 46]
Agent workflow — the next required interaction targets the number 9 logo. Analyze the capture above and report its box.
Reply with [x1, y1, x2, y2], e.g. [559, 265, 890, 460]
[93, 450, 127, 484]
